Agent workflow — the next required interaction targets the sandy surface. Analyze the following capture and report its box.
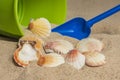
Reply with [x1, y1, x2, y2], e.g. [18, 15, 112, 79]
[0, 0, 120, 80]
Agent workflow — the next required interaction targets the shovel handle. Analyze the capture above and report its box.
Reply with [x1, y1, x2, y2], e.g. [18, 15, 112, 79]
[87, 4, 120, 27]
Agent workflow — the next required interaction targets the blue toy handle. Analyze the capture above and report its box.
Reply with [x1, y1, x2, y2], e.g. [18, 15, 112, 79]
[87, 4, 120, 27]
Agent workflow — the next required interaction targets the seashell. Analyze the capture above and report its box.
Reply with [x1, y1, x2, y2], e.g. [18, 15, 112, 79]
[76, 38, 104, 53]
[37, 53, 65, 67]
[65, 49, 85, 70]
[84, 51, 106, 67]
[14, 43, 40, 67]
[18, 35, 44, 53]
[44, 39, 74, 54]
[28, 18, 51, 38]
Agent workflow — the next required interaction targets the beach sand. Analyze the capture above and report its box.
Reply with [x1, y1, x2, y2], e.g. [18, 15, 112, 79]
[0, 0, 120, 80]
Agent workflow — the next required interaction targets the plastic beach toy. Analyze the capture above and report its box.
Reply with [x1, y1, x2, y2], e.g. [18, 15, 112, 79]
[0, 0, 66, 38]
[52, 4, 120, 40]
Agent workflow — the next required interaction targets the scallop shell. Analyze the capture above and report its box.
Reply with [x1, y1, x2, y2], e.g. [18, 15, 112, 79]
[84, 51, 106, 67]
[65, 49, 85, 70]
[18, 35, 44, 53]
[14, 43, 40, 67]
[44, 39, 74, 54]
[76, 38, 104, 53]
[37, 53, 65, 67]
[28, 18, 51, 38]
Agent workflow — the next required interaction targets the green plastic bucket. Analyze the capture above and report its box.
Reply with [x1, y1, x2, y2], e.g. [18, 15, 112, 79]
[0, 0, 66, 38]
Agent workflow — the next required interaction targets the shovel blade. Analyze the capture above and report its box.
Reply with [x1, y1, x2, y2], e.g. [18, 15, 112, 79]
[52, 17, 91, 40]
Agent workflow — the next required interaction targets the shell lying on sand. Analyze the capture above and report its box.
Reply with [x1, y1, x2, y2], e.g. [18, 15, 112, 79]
[28, 18, 51, 38]
[14, 35, 44, 67]
[76, 38, 104, 53]
[65, 49, 85, 70]
[18, 35, 44, 52]
[84, 51, 106, 67]
[44, 39, 74, 54]
[37, 53, 65, 67]
[14, 43, 40, 67]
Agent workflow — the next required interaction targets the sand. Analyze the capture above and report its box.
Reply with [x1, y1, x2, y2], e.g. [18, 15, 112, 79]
[0, 0, 120, 80]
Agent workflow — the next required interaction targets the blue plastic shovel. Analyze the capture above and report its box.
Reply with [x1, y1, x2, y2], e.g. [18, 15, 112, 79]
[52, 4, 120, 40]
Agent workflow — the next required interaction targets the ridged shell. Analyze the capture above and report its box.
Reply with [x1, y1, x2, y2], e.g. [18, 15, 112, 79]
[28, 18, 51, 38]
[76, 38, 103, 53]
[84, 51, 106, 67]
[44, 39, 74, 54]
[14, 43, 39, 67]
[65, 49, 85, 70]
[37, 53, 65, 67]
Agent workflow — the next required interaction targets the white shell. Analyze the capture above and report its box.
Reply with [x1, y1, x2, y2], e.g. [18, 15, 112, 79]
[14, 43, 39, 67]
[65, 49, 85, 70]
[28, 18, 51, 38]
[19, 43, 38, 61]
[76, 38, 103, 53]
[84, 51, 106, 67]
[18, 35, 44, 53]
[37, 53, 65, 67]
[44, 39, 74, 54]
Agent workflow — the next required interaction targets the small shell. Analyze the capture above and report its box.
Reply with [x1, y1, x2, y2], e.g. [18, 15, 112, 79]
[28, 18, 51, 38]
[76, 38, 104, 53]
[84, 51, 106, 67]
[14, 43, 40, 67]
[18, 35, 44, 53]
[65, 49, 85, 70]
[37, 53, 65, 67]
[44, 39, 74, 54]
